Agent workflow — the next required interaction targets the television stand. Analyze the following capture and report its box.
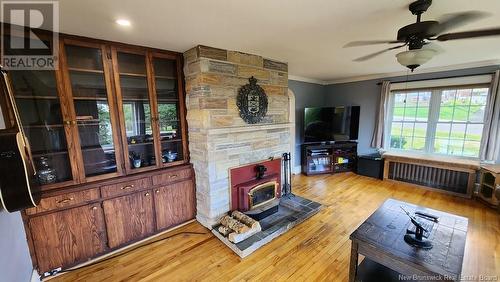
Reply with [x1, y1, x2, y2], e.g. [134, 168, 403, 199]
[301, 142, 357, 175]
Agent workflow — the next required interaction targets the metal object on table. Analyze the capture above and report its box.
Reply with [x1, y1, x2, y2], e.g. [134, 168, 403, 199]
[400, 206, 435, 249]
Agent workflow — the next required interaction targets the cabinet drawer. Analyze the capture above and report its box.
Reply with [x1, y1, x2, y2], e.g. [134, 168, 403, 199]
[25, 189, 100, 215]
[100, 177, 151, 198]
[152, 168, 191, 186]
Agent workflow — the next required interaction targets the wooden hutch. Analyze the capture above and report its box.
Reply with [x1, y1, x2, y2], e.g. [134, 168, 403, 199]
[0, 26, 195, 274]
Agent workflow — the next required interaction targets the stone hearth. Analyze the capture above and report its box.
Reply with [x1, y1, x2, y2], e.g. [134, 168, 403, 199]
[183, 45, 292, 228]
[212, 195, 321, 258]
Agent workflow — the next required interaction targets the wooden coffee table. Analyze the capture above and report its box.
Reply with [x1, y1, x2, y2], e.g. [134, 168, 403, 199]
[349, 198, 468, 282]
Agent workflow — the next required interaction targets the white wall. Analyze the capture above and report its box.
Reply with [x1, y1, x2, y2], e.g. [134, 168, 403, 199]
[0, 80, 36, 282]
[0, 210, 34, 282]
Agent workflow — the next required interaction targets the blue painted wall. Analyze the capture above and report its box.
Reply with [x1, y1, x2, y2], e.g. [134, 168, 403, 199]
[290, 65, 500, 168]
[324, 65, 500, 155]
[288, 80, 327, 168]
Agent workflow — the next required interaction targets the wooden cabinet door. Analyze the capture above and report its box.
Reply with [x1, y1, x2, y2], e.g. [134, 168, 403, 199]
[153, 179, 195, 230]
[60, 39, 124, 182]
[29, 204, 107, 273]
[149, 52, 188, 168]
[112, 47, 160, 173]
[2, 32, 79, 189]
[102, 191, 155, 248]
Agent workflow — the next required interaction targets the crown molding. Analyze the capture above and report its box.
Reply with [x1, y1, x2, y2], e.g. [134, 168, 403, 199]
[324, 60, 500, 85]
[288, 75, 327, 85]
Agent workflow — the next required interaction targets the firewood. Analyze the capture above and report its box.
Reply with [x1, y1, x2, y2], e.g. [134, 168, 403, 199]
[219, 215, 250, 234]
[228, 225, 261, 243]
[218, 225, 233, 236]
[231, 210, 261, 229]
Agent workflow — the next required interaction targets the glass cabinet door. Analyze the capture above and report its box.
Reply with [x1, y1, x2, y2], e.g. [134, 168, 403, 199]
[4, 34, 75, 186]
[63, 43, 121, 179]
[151, 55, 185, 165]
[114, 50, 157, 171]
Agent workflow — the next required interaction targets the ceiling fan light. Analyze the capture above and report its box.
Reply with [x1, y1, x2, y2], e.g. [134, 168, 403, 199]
[396, 49, 436, 71]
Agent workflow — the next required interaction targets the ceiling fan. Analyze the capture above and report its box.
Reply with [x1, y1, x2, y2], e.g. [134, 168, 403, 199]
[344, 0, 500, 71]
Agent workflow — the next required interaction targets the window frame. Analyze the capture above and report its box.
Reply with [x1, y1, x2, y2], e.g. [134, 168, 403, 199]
[384, 83, 491, 159]
[385, 90, 434, 152]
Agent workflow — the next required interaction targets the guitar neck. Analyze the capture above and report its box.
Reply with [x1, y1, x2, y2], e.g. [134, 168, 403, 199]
[0, 68, 26, 136]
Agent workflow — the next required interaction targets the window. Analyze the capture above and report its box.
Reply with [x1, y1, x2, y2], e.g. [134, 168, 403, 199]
[123, 102, 152, 136]
[386, 85, 490, 158]
[390, 91, 431, 151]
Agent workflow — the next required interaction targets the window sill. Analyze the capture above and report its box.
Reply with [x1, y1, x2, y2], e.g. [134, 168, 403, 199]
[382, 150, 480, 171]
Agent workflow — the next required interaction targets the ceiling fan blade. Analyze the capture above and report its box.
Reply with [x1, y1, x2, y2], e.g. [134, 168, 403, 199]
[353, 44, 407, 62]
[433, 11, 490, 34]
[436, 27, 500, 41]
[344, 40, 403, 48]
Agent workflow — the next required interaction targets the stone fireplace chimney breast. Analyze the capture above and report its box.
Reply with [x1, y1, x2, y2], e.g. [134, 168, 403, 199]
[183, 45, 292, 228]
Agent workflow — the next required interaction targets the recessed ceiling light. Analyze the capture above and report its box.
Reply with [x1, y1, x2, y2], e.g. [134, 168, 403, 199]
[116, 19, 131, 26]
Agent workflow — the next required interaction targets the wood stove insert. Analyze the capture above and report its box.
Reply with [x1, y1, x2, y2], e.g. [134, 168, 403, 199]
[230, 158, 281, 220]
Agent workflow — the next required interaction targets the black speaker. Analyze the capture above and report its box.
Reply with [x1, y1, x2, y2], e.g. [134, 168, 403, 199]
[357, 153, 384, 179]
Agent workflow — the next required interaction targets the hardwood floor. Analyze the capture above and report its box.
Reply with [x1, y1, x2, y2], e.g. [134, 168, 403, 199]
[50, 173, 499, 281]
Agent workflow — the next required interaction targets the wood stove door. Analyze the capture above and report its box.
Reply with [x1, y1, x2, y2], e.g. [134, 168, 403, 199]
[248, 181, 278, 210]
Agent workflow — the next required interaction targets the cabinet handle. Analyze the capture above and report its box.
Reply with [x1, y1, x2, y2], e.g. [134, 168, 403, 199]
[155, 189, 160, 194]
[169, 174, 178, 179]
[145, 192, 150, 197]
[64, 120, 71, 126]
[91, 206, 97, 211]
[71, 120, 77, 125]
[57, 197, 74, 204]
[121, 184, 134, 190]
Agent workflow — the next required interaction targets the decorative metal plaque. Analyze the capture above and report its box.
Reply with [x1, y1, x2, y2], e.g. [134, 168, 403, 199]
[236, 76, 268, 124]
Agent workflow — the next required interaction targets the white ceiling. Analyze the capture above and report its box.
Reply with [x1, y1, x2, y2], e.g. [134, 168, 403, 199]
[56, 0, 500, 82]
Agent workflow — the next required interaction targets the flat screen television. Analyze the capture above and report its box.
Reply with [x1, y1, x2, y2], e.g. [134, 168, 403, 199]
[304, 106, 360, 143]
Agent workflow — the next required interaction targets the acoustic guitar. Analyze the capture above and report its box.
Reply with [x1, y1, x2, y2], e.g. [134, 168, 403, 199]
[0, 67, 40, 212]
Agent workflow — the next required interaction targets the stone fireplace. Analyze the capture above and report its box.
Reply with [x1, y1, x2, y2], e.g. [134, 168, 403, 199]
[183, 45, 292, 228]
